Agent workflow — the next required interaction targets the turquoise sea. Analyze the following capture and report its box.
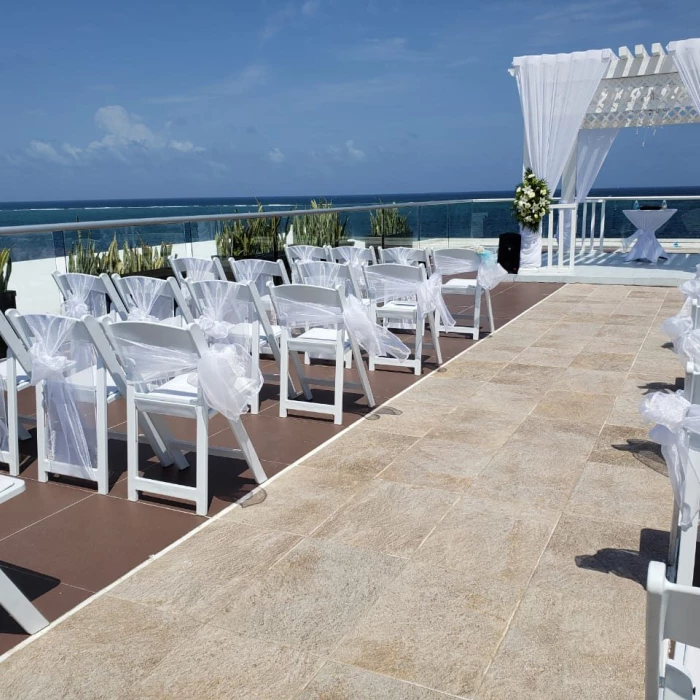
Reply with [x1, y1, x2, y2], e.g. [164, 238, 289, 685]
[0, 187, 699, 261]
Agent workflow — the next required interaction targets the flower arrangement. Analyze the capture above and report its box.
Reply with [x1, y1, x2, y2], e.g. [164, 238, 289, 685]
[512, 169, 551, 233]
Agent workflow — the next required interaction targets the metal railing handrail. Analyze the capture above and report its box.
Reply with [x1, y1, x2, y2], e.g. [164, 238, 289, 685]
[0, 198, 477, 237]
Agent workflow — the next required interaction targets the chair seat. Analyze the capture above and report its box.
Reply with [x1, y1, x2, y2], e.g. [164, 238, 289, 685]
[0, 360, 30, 387]
[0, 474, 25, 505]
[442, 278, 477, 292]
[147, 373, 200, 405]
[293, 327, 351, 352]
[377, 301, 418, 318]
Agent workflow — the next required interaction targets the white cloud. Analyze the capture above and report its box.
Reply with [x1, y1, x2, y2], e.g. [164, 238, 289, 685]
[345, 140, 366, 161]
[169, 139, 205, 153]
[301, 0, 320, 16]
[340, 37, 430, 63]
[25, 105, 204, 165]
[267, 147, 286, 164]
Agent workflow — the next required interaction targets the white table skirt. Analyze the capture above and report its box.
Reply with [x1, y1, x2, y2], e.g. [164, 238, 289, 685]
[623, 209, 677, 263]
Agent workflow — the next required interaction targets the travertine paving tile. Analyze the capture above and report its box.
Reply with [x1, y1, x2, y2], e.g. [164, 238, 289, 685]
[0, 597, 202, 700]
[334, 561, 512, 698]
[109, 521, 300, 620]
[312, 480, 458, 557]
[434, 360, 506, 381]
[352, 402, 449, 438]
[302, 429, 419, 478]
[430, 410, 523, 449]
[513, 346, 579, 368]
[211, 538, 405, 655]
[570, 351, 637, 373]
[588, 424, 663, 470]
[378, 436, 494, 491]
[137, 625, 323, 700]
[566, 461, 673, 529]
[551, 368, 628, 395]
[297, 662, 458, 699]
[414, 494, 558, 597]
[470, 443, 587, 511]
[489, 363, 564, 388]
[475, 514, 665, 700]
[458, 382, 544, 416]
[228, 466, 365, 535]
[532, 390, 615, 425]
[390, 377, 483, 407]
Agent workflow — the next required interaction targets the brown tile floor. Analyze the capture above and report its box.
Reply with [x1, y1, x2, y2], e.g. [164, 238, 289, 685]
[0, 281, 561, 654]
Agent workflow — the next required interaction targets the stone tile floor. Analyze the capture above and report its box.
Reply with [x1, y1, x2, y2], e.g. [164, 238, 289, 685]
[0, 283, 680, 699]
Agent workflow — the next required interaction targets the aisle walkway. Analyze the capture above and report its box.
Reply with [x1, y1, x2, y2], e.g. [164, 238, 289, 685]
[0, 283, 678, 699]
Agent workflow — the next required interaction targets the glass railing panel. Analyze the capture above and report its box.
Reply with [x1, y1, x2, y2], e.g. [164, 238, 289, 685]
[370, 205, 418, 250]
[416, 204, 448, 248]
[5, 230, 62, 315]
[469, 200, 519, 243]
[445, 201, 473, 249]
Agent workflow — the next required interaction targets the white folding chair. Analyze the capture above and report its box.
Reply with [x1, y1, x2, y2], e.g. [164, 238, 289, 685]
[284, 244, 328, 270]
[7, 311, 120, 495]
[186, 278, 305, 414]
[227, 257, 290, 315]
[428, 247, 495, 340]
[378, 246, 430, 270]
[0, 313, 34, 476]
[168, 256, 225, 287]
[326, 245, 377, 266]
[268, 283, 375, 425]
[646, 561, 700, 700]
[111, 274, 194, 324]
[102, 320, 267, 515]
[0, 476, 49, 634]
[364, 263, 442, 376]
[52, 271, 121, 319]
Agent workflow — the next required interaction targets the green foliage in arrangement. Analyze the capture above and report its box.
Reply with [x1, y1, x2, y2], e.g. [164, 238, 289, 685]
[370, 207, 413, 238]
[215, 204, 285, 259]
[513, 169, 551, 233]
[0, 249, 12, 293]
[289, 199, 347, 246]
[67, 232, 173, 275]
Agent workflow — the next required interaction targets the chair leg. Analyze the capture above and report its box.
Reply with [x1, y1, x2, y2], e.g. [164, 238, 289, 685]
[289, 350, 312, 400]
[7, 377, 20, 477]
[350, 336, 375, 408]
[414, 314, 425, 376]
[195, 406, 209, 517]
[473, 290, 482, 340]
[0, 567, 49, 635]
[428, 312, 443, 366]
[279, 331, 290, 418]
[228, 418, 268, 485]
[250, 333, 261, 415]
[333, 336, 345, 425]
[95, 374, 109, 495]
[126, 387, 139, 503]
[139, 413, 189, 470]
[35, 383, 48, 483]
[485, 290, 495, 333]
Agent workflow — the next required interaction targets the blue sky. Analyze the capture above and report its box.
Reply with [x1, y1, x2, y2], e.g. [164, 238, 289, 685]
[1, 0, 699, 200]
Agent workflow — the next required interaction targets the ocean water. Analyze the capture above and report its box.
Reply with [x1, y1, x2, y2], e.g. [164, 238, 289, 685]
[1, 187, 699, 262]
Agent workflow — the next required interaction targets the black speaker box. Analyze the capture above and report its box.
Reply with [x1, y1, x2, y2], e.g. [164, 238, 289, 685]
[497, 232, 521, 274]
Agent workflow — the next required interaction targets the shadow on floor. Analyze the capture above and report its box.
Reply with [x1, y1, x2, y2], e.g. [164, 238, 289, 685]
[0, 563, 60, 635]
[575, 528, 670, 587]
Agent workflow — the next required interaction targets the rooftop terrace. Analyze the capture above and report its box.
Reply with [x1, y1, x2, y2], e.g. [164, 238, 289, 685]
[0, 280, 678, 698]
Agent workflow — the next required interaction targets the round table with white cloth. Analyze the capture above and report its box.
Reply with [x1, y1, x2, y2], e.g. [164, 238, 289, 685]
[622, 209, 677, 263]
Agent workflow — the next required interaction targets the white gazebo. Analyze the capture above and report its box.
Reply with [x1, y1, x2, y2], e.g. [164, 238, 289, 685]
[510, 39, 700, 279]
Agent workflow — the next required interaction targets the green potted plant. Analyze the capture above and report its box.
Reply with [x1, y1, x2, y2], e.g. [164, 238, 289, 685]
[370, 207, 413, 247]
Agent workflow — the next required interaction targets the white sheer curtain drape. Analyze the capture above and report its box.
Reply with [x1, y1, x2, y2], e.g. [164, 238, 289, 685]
[513, 50, 612, 267]
[669, 40, 700, 113]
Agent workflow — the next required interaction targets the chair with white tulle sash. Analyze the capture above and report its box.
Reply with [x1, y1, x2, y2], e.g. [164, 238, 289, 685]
[427, 248, 495, 340]
[0, 313, 35, 476]
[326, 245, 377, 266]
[363, 263, 446, 376]
[168, 256, 225, 287]
[284, 244, 328, 272]
[227, 257, 290, 315]
[111, 274, 194, 324]
[268, 283, 383, 425]
[186, 278, 305, 414]
[52, 271, 127, 319]
[7, 311, 123, 494]
[101, 319, 267, 515]
[378, 246, 430, 270]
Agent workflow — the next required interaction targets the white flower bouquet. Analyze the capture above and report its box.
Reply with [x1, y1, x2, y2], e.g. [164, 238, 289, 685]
[512, 169, 551, 233]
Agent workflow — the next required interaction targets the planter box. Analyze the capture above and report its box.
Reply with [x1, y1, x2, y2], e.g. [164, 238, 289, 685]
[121, 267, 173, 280]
